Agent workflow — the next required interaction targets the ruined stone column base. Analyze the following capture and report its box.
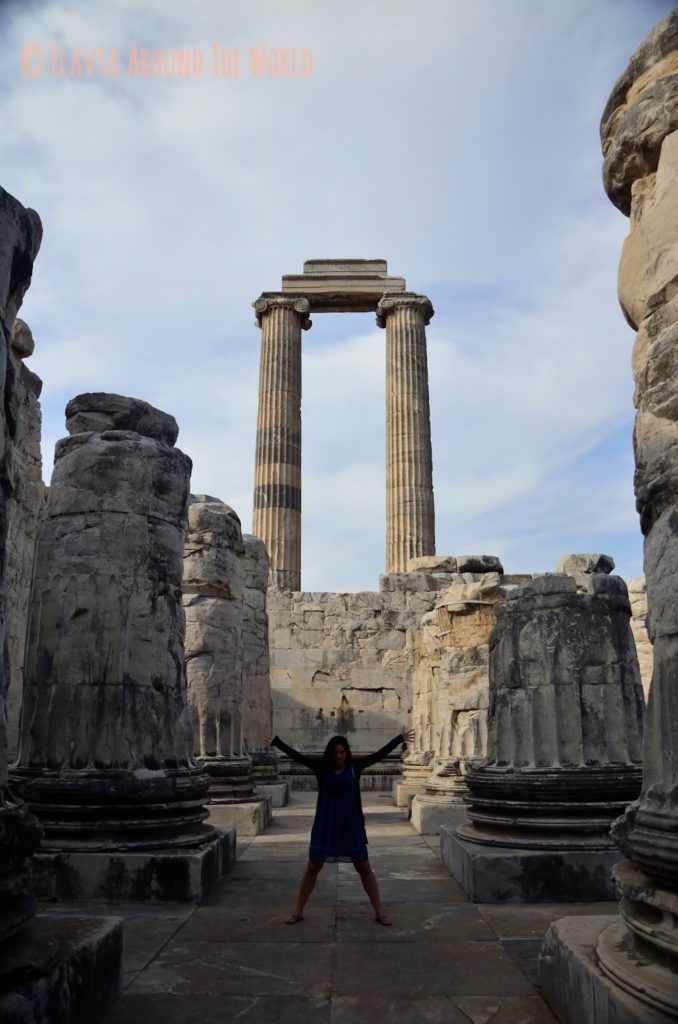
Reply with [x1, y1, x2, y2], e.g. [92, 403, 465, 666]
[0, 913, 122, 1022]
[392, 779, 426, 809]
[411, 796, 468, 836]
[540, 915, 677, 1024]
[392, 758, 432, 809]
[29, 829, 236, 903]
[254, 782, 289, 807]
[207, 797, 273, 836]
[441, 827, 623, 902]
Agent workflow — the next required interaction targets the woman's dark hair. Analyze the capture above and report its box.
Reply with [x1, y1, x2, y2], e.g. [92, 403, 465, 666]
[322, 734, 352, 772]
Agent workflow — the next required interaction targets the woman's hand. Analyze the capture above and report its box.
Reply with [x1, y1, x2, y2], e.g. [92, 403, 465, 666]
[401, 728, 415, 744]
[264, 735, 275, 748]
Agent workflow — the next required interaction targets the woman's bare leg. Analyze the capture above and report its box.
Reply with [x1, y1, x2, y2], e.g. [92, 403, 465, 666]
[287, 858, 324, 922]
[353, 860, 391, 924]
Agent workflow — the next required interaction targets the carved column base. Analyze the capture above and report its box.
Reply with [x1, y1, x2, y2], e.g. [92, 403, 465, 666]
[392, 750, 432, 809]
[249, 748, 280, 785]
[459, 765, 642, 850]
[11, 766, 217, 852]
[201, 757, 273, 836]
[199, 756, 258, 804]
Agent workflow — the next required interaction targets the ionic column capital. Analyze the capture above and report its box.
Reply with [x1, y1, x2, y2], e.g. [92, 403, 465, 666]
[252, 293, 312, 330]
[376, 292, 434, 328]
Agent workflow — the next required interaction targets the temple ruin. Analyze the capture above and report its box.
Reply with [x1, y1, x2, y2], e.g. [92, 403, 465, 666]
[0, 9, 676, 1024]
[252, 260, 436, 587]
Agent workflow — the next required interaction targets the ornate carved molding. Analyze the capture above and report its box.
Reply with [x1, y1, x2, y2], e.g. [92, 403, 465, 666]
[376, 292, 434, 328]
[252, 293, 312, 330]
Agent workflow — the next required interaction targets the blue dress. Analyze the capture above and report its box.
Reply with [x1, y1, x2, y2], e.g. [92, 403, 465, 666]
[270, 734, 405, 864]
[309, 765, 368, 863]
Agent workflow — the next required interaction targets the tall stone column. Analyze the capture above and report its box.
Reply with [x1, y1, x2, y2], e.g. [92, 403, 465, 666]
[443, 573, 645, 902]
[183, 496, 272, 835]
[0, 192, 123, 1022]
[377, 293, 435, 573]
[0, 187, 43, 943]
[241, 534, 288, 805]
[542, 12, 678, 1022]
[6, 319, 47, 761]
[12, 393, 233, 901]
[252, 294, 311, 591]
[410, 569, 506, 835]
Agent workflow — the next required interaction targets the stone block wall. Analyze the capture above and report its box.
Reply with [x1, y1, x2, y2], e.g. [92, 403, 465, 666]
[268, 572, 457, 752]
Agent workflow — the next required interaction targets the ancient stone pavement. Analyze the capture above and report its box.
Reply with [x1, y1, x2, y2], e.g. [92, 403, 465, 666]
[51, 793, 617, 1023]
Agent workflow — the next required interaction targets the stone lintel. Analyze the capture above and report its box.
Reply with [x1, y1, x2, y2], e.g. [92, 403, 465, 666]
[281, 275, 406, 313]
[303, 259, 388, 274]
[440, 827, 622, 902]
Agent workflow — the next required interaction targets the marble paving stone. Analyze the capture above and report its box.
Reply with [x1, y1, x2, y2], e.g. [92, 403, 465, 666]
[176, 904, 336, 943]
[339, 855, 451, 879]
[103, 994, 331, 1023]
[127, 940, 334, 997]
[230, 860, 338, 881]
[202, 877, 337, 905]
[500, 938, 546, 986]
[332, 939, 534, 997]
[334, 902, 495, 942]
[478, 902, 617, 940]
[330, 995, 469, 1023]
[453, 995, 558, 1023]
[336, 876, 467, 903]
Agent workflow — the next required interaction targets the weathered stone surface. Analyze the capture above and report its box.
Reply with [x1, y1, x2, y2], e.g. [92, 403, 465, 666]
[12, 395, 218, 863]
[541, 915, 676, 1024]
[407, 555, 457, 573]
[448, 574, 645, 902]
[0, 186, 43, 943]
[408, 573, 512, 832]
[281, 259, 406, 314]
[241, 534, 273, 755]
[183, 500, 273, 833]
[184, 497, 245, 760]
[455, 555, 504, 574]
[183, 497, 255, 799]
[442, 828, 621, 903]
[269, 585, 437, 756]
[65, 392, 179, 445]
[5, 320, 46, 761]
[626, 576, 653, 697]
[465, 575, 644, 840]
[251, 295, 308, 591]
[556, 553, 615, 576]
[378, 293, 436, 573]
[546, 14, 678, 1020]
[0, 913, 123, 1024]
[601, 10, 678, 215]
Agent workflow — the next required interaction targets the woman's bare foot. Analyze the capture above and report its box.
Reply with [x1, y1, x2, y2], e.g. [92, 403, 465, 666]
[375, 913, 392, 926]
[286, 912, 305, 924]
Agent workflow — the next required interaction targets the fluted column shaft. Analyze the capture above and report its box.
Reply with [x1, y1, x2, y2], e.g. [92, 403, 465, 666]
[378, 293, 435, 573]
[252, 294, 311, 591]
[591, 13, 678, 1012]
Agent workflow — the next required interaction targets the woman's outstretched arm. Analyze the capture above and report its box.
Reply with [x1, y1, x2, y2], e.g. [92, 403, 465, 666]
[268, 735, 322, 772]
[352, 729, 414, 771]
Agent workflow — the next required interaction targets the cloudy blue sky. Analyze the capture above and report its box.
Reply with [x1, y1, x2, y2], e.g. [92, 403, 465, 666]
[0, 0, 672, 590]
